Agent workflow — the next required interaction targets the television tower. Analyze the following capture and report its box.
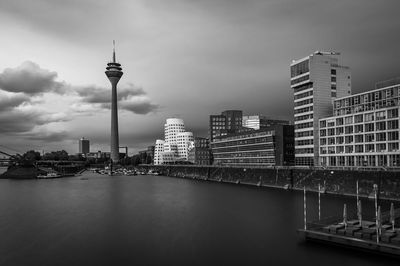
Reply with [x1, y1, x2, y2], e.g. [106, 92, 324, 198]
[105, 41, 123, 163]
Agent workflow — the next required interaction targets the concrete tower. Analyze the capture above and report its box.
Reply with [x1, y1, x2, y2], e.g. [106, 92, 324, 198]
[105, 41, 123, 163]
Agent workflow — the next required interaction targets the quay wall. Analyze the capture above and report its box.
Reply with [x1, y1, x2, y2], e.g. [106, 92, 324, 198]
[138, 165, 400, 201]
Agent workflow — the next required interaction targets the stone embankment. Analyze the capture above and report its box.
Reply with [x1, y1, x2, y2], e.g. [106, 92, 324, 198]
[139, 165, 400, 201]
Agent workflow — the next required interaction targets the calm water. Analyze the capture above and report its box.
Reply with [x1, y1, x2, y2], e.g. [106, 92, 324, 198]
[0, 172, 398, 266]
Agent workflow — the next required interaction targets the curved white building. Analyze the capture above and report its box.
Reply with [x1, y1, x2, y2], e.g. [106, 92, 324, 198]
[177, 132, 194, 160]
[164, 118, 185, 143]
[154, 118, 194, 165]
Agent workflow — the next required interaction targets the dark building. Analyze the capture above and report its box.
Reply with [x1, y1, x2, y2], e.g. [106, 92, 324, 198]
[210, 124, 294, 166]
[147, 145, 155, 164]
[188, 137, 211, 165]
[209, 110, 243, 142]
[79, 137, 90, 155]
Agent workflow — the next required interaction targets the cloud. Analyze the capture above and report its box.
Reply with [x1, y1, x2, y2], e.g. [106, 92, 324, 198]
[119, 98, 159, 115]
[0, 61, 65, 95]
[75, 83, 158, 114]
[22, 130, 69, 142]
[0, 108, 69, 134]
[0, 90, 30, 111]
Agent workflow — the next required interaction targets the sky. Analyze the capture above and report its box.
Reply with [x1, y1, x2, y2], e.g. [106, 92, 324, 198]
[1, 0, 400, 155]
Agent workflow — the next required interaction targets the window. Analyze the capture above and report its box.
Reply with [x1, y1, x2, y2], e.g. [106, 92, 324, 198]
[344, 116, 353, 124]
[291, 60, 309, 78]
[365, 113, 374, 122]
[336, 118, 343, 125]
[388, 120, 399, 130]
[355, 145, 363, 153]
[376, 132, 386, 142]
[388, 143, 399, 151]
[345, 126, 353, 134]
[355, 125, 363, 133]
[365, 123, 374, 132]
[331, 69, 337, 75]
[376, 143, 386, 152]
[355, 135, 363, 143]
[388, 109, 398, 118]
[365, 134, 374, 142]
[336, 146, 344, 153]
[376, 111, 386, 120]
[376, 121, 386, 131]
[366, 144, 374, 152]
[331, 91, 337, 97]
[336, 136, 344, 144]
[331, 76, 336, 82]
[345, 136, 353, 144]
[388, 131, 399, 141]
[336, 127, 344, 135]
[328, 128, 335, 136]
[354, 114, 363, 123]
[328, 137, 335, 145]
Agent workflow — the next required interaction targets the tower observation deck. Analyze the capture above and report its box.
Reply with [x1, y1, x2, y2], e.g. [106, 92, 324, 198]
[105, 41, 123, 163]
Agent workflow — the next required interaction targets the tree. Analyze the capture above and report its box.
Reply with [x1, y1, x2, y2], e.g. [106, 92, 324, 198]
[22, 150, 41, 161]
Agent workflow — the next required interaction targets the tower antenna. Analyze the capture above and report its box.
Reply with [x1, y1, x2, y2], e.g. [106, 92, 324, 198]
[113, 40, 116, 63]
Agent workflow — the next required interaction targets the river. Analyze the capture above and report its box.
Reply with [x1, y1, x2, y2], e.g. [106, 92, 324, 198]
[0, 172, 398, 265]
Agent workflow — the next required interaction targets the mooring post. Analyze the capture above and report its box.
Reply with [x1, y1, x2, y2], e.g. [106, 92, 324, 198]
[390, 202, 395, 231]
[318, 183, 321, 221]
[356, 180, 359, 210]
[374, 184, 379, 243]
[304, 186, 307, 230]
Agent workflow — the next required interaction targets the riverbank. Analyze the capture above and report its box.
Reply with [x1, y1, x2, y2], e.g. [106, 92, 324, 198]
[138, 165, 400, 201]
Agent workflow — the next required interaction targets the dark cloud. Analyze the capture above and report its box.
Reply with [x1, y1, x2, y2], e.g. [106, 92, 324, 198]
[75, 83, 146, 103]
[75, 83, 159, 114]
[0, 91, 30, 111]
[0, 61, 65, 95]
[22, 130, 69, 142]
[120, 100, 159, 115]
[0, 109, 69, 134]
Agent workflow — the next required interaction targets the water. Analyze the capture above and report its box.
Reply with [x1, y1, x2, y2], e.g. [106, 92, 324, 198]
[0, 172, 398, 266]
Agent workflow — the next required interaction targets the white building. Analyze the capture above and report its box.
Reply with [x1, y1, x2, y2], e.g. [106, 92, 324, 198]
[319, 80, 400, 168]
[153, 118, 194, 165]
[291, 51, 352, 166]
[177, 132, 194, 160]
[154, 139, 165, 165]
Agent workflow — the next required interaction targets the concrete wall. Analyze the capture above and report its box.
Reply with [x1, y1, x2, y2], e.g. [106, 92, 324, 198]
[139, 165, 400, 201]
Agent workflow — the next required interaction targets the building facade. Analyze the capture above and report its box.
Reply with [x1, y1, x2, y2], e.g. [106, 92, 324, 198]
[319, 81, 400, 168]
[210, 125, 294, 166]
[79, 137, 90, 155]
[188, 137, 212, 165]
[209, 110, 242, 142]
[291, 51, 352, 166]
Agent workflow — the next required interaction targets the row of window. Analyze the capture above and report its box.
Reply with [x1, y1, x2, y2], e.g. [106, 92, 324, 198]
[334, 99, 399, 116]
[294, 90, 313, 100]
[296, 139, 313, 146]
[295, 130, 313, 138]
[291, 75, 310, 85]
[294, 98, 313, 107]
[295, 106, 313, 114]
[295, 122, 314, 129]
[321, 120, 399, 136]
[334, 87, 400, 109]
[321, 143, 399, 154]
[295, 114, 313, 121]
[293, 83, 313, 94]
[320, 131, 400, 145]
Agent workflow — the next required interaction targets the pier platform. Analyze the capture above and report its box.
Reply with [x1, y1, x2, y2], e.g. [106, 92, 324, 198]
[298, 219, 400, 257]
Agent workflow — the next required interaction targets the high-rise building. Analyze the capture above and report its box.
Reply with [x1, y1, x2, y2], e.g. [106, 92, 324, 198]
[319, 79, 400, 167]
[154, 118, 194, 165]
[105, 41, 123, 163]
[291, 51, 352, 166]
[209, 110, 242, 142]
[242, 115, 289, 130]
[79, 137, 90, 155]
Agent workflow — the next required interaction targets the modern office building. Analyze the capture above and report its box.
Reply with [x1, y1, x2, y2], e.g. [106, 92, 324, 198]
[291, 51, 352, 166]
[242, 115, 289, 130]
[188, 137, 212, 165]
[319, 79, 400, 167]
[79, 137, 90, 155]
[209, 110, 243, 142]
[210, 124, 294, 166]
[154, 118, 194, 165]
